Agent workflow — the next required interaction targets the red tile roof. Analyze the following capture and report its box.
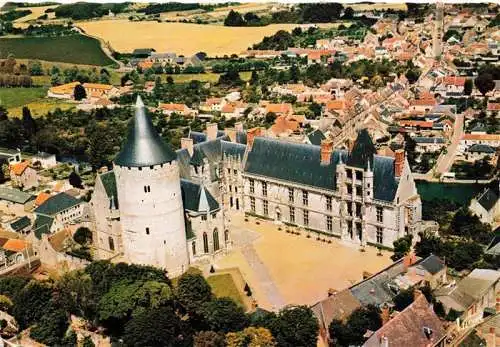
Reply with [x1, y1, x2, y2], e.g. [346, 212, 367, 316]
[399, 120, 434, 128]
[487, 103, 500, 111]
[10, 161, 30, 176]
[364, 294, 446, 347]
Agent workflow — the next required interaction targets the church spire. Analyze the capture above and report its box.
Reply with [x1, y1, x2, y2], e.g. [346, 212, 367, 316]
[114, 96, 176, 167]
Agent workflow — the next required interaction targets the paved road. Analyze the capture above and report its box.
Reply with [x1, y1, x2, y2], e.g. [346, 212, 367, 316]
[241, 244, 286, 311]
[230, 224, 286, 311]
[433, 113, 464, 175]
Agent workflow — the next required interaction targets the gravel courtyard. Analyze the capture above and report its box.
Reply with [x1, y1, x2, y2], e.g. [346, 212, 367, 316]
[216, 214, 393, 311]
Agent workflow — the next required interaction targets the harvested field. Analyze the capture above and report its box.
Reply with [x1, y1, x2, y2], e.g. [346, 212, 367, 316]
[12, 5, 57, 23]
[78, 20, 324, 56]
[0, 35, 115, 66]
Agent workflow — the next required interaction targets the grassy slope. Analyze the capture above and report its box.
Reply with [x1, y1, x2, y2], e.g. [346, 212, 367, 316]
[0, 87, 47, 108]
[0, 35, 115, 66]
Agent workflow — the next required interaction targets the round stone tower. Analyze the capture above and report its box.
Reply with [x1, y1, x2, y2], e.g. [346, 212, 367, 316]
[114, 96, 188, 276]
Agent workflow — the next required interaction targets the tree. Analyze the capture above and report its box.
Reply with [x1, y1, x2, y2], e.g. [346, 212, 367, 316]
[69, 171, 83, 188]
[475, 73, 495, 96]
[0, 276, 29, 299]
[13, 281, 54, 329]
[224, 10, 245, 26]
[74, 84, 87, 101]
[270, 306, 318, 347]
[176, 271, 212, 314]
[218, 68, 243, 88]
[82, 335, 95, 347]
[464, 79, 473, 95]
[29, 308, 69, 346]
[54, 270, 94, 319]
[226, 327, 277, 347]
[194, 331, 225, 347]
[343, 7, 354, 19]
[21, 107, 36, 139]
[200, 298, 249, 333]
[391, 234, 413, 261]
[393, 287, 414, 311]
[329, 305, 382, 347]
[98, 280, 172, 323]
[73, 227, 92, 245]
[29, 61, 43, 76]
[122, 306, 192, 347]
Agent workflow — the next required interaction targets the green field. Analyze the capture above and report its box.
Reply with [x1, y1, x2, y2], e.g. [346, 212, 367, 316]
[207, 273, 245, 308]
[0, 35, 115, 66]
[0, 87, 47, 109]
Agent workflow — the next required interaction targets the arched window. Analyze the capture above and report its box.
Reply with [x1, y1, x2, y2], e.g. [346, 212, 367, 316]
[224, 230, 229, 243]
[108, 237, 115, 251]
[213, 228, 220, 252]
[192, 241, 196, 256]
[203, 232, 209, 254]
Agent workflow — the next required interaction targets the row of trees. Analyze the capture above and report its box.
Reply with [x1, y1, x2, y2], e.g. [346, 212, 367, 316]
[0, 262, 319, 346]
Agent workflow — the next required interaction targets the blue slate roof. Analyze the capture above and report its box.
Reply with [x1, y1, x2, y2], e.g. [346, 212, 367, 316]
[307, 129, 326, 146]
[244, 131, 398, 202]
[245, 137, 343, 191]
[221, 140, 246, 159]
[477, 186, 498, 212]
[181, 179, 219, 212]
[99, 171, 118, 208]
[189, 131, 207, 144]
[34, 215, 53, 239]
[34, 192, 81, 216]
[469, 144, 495, 153]
[10, 216, 31, 232]
[414, 137, 445, 144]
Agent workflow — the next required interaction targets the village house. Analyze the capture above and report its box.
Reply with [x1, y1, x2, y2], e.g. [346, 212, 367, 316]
[7, 216, 31, 235]
[435, 76, 467, 97]
[0, 187, 35, 212]
[487, 102, 500, 116]
[313, 254, 446, 345]
[459, 133, 500, 153]
[0, 148, 21, 167]
[413, 137, 446, 153]
[469, 185, 499, 226]
[363, 293, 447, 347]
[264, 103, 294, 117]
[34, 192, 85, 237]
[465, 144, 497, 161]
[158, 102, 196, 117]
[47, 82, 119, 101]
[409, 98, 438, 113]
[435, 269, 500, 329]
[9, 161, 38, 189]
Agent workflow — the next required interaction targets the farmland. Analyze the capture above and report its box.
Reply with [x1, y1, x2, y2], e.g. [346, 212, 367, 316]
[0, 35, 115, 66]
[0, 87, 47, 109]
[77, 20, 328, 56]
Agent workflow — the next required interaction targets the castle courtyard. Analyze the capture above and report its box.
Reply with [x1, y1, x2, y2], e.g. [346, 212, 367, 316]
[216, 214, 393, 311]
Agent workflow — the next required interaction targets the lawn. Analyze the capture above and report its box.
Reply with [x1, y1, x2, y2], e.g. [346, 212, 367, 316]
[207, 273, 246, 308]
[0, 87, 47, 109]
[8, 99, 75, 118]
[0, 35, 115, 66]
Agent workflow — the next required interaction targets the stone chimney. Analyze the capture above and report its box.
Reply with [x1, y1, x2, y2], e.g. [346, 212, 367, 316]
[413, 288, 423, 301]
[206, 123, 218, 141]
[320, 139, 333, 165]
[403, 251, 417, 269]
[247, 127, 263, 151]
[380, 304, 391, 325]
[235, 121, 244, 133]
[226, 128, 237, 142]
[394, 149, 405, 177]
[181, 137, 194, 156]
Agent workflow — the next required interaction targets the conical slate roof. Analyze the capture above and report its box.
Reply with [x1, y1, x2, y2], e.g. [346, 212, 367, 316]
[115, 96, 176, 167]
